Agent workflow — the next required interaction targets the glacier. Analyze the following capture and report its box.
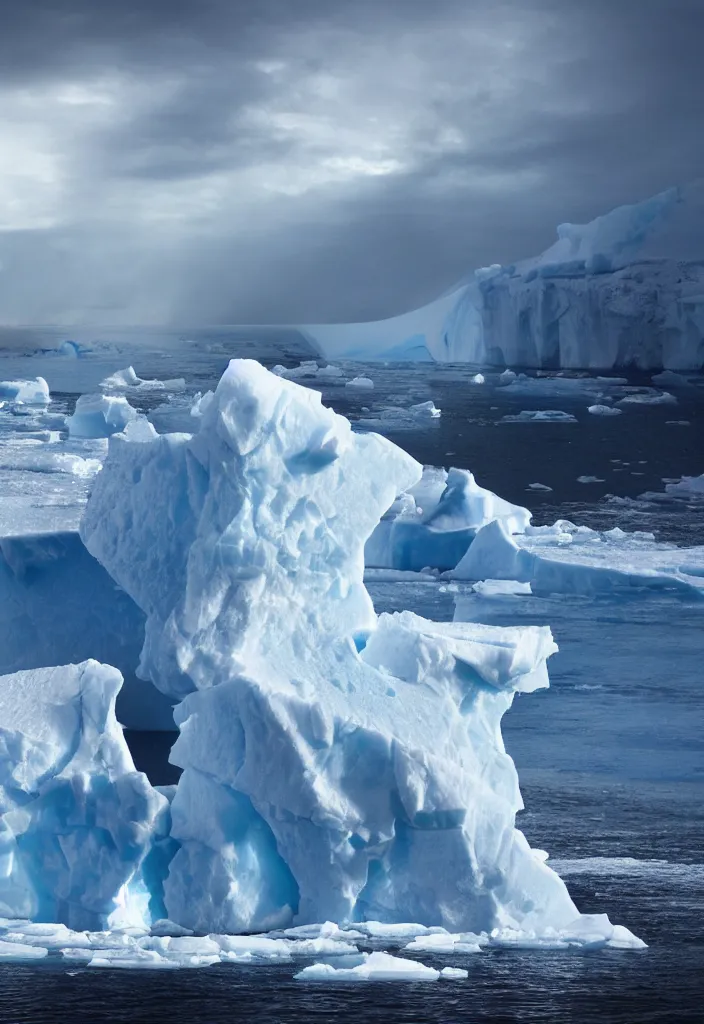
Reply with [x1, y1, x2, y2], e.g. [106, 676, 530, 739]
[300, 188, 704, 370]
[74, 358, 640, 944]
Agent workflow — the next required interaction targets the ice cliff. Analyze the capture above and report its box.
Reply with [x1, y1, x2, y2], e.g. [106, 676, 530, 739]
[300, 188, 704, 370]
[76, 359, 635, 941]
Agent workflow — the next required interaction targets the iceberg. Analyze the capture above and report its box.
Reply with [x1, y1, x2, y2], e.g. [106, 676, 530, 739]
[453, 518, 704, 598]
[66, 393, 140, 439]
[0, 661, 166, 929]
[366, 466, 530, 572]
[100, 367, 186, 393]
[0, 377, 50, 406]
[300, 188, 704, 370]
[80, 359, 638, 944]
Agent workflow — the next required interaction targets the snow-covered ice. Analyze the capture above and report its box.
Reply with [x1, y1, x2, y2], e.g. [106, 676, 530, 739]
[357, 400, 441, 430]
[67, 393, 139, 439]
[0, 377, 51, 406]
[365, 466, 530, 572]
[295, 951, 441, 982]
[300, 188, 704, 370]
[499, 410, 578, 424]
[100, 367, 186, 393]
[0, 661, 167, 929]
[453, 518, 704, 597]
[79, 359, 636, 943]
[588, 404, 622, 416]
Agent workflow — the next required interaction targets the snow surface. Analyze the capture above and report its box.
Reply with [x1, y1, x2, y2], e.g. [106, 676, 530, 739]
[0, 661, 167, 930]
[78, 359, 636, 943]
[300, 188, 704, 369]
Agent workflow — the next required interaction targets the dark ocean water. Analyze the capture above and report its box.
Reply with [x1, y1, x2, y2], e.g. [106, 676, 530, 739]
[0, 328, 703, 1023]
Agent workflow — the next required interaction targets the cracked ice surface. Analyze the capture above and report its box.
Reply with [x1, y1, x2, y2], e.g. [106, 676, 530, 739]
[79, 359, 642, 946]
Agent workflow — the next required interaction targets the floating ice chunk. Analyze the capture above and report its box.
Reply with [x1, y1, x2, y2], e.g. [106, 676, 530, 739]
[490, 915, 646, 951]
[315, 364, 344, 380]
[666, 420, 690, 426]
[527, 482, 553, 491]
[357, 401, 441, 430]
[295, 951, 441, 982]
[499, 369, 517, 383]
[472, 579, 532, 597]
[651, 370, 696, 387]
[0, 939, 49, 960]
[576, 475, 605, 483]
[453, 517, 704, 597]
[588, 404, 622, 416]
[500, 410, 577, 423]
[441, 966, 469, 979]
[82, 360, 619, 939]
[100, 367, 186, 393]
[67, 393, 139, 439]
[616, 390, 677, 406]
[405, 931, 484, 954]
[366, 466, 530, 572]
[663, 473, 704, 497]
[0, 661, 167, 929]
[0, 377, 50, 406]
[346, 375, 374, 390]
[471, 373, 485, 384]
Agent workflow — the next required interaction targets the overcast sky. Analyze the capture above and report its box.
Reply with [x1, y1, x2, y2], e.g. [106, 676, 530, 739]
[1, 0, 702, 325]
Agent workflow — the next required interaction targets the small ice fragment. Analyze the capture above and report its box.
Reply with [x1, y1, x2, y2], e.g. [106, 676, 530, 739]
[346, 376, 374, 390]
[527, 482, 552, 491]
[471, 373, 485, 384]
[577, 475, 605, 483]
[295, 950, 440, 982]
[500, 410, 577, 423]
[587, 404, 622, 416]
[440, 967, 469, 979]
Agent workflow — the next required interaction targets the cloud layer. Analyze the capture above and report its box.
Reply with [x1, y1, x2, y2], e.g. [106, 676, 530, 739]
[1, 0, 703, 325]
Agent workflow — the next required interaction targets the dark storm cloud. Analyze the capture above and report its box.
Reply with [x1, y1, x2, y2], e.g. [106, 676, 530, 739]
[0, 0, 702, 325]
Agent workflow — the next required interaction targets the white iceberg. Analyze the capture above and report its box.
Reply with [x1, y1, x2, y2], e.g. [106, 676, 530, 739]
[300, 188, 704, 370]
[0, 378, 50, 406]
[365, 466, 530, 572]
[588, 404, 622, 416]
[295, 950, 441, 982]
[80, 359, 636, 945]
[67, 394, 139, 439]
[0, 661, 167, 930]
[453, 518, 704, 598]
[100, 367, 186, 393]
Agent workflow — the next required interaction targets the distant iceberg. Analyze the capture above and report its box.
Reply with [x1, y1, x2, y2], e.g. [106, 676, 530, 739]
[300, 187, 704, 370]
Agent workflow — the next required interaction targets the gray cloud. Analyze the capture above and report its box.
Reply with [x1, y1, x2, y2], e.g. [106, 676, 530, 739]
[0, 0, 702, 325]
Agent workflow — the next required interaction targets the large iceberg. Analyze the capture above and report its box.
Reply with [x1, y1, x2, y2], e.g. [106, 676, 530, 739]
[0, 661, 166, 929]
[300, 188, 704, 370]
[80, 359, 637, 942]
